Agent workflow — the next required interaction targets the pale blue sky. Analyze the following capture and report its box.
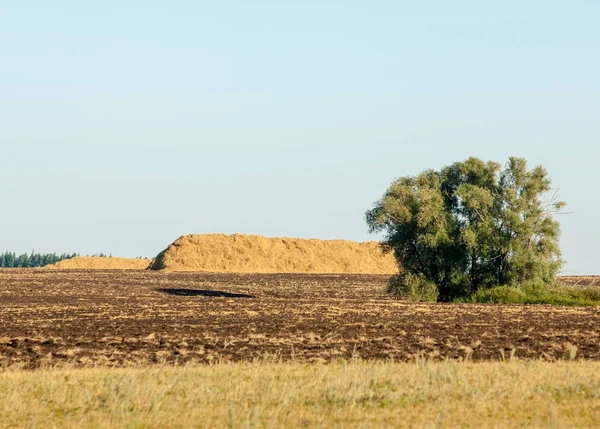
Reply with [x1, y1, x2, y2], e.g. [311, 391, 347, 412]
[1, 1, 599, 273]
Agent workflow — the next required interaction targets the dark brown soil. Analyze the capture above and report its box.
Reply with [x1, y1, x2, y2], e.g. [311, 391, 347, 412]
[1, 270, 599, 368]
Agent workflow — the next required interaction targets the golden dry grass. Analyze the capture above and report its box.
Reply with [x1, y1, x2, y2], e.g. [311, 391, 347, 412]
[44, 257, 150, 270]
[149, 234, 398, 274]
[2, 361, 600, 428]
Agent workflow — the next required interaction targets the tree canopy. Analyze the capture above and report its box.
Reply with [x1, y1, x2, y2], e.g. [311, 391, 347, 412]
[366, 157, 565, 302]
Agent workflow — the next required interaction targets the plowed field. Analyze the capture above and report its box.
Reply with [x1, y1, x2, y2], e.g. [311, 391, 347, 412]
[1, 270, 599, 368]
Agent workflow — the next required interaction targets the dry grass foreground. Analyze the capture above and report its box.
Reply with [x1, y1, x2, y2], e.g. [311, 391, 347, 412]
[45, 257, 150, 270]
[149, 234, 398, 274]
[2, 361, 600, 428]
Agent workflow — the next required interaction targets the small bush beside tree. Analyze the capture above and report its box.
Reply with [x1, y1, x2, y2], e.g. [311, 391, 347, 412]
[366, 157, 566, 302]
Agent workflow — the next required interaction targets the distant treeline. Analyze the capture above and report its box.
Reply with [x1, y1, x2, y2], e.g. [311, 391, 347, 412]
[0, 252, 80, 268]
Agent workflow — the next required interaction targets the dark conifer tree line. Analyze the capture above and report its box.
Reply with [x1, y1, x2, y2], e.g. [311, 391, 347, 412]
[0, 252, 79, 268]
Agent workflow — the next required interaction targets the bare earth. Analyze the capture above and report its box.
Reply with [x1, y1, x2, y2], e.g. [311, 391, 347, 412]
[1, 269, 599, 368]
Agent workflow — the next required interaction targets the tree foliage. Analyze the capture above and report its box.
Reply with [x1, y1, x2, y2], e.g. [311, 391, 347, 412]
[0, 251, 78, 268]
[366, 157, 565, 301]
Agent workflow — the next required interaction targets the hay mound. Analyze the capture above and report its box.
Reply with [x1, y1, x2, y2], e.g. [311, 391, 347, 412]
[149, 234, 398, 274]
[45, 257, 150, 270]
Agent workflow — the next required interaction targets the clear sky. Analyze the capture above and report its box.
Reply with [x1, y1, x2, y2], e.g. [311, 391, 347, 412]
[1, 1, 599, 273]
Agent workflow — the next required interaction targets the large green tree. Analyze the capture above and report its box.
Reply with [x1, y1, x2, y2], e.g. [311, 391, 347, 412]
[366, 157, 565, 302]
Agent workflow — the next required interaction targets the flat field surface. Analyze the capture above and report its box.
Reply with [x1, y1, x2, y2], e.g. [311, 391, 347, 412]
[1, 270, 599, 368]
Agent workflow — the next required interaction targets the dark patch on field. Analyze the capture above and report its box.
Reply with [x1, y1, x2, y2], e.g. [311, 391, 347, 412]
[157, 288, 255, 298]
[0, 269, 599, 368]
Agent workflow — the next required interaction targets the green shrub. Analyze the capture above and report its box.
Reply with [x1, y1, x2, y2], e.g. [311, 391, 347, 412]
[554, 282, 600, 302]
[386, 272, 439, 302]
[464, 282, 600, 306]
[466, 286, 527, 304]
